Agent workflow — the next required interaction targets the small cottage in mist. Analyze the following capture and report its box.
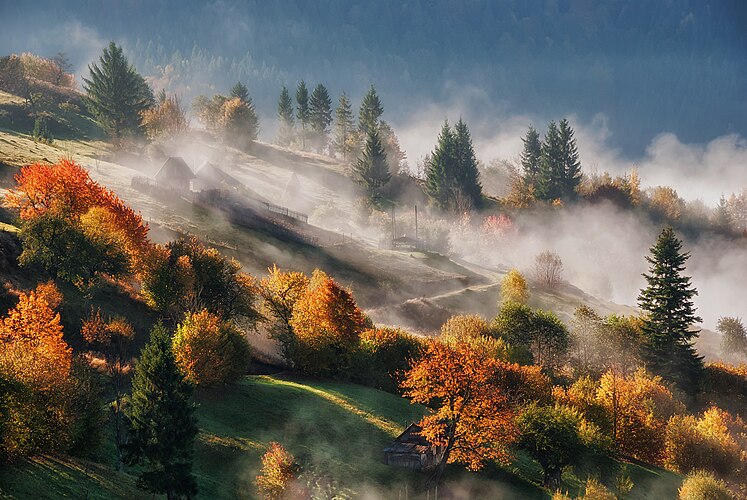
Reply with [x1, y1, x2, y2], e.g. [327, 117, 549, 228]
[154, 156, 195, 191]
[383, 424, 442, 471]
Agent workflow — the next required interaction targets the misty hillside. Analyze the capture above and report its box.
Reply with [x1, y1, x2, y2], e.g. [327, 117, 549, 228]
[2, 0, 746, 154]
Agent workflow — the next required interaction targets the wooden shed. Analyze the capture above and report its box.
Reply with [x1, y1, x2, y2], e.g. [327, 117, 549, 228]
[383, 424, 443, 471]
[154, 156, 195, 191]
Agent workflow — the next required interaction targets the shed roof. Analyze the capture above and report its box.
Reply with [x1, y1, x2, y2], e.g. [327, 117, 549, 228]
[155, 157, 195, 181]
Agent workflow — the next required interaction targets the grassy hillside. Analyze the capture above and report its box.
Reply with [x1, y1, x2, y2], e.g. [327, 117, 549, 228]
[1, 375, 683, 499]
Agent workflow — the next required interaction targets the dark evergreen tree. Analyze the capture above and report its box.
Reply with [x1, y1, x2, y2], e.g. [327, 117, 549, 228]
[352, 127, 390, 201]
[295, 80, 310, 150]
[520, 125, 542, 190]
[333, 91, 355, 162]
[229, 81, 250, 102]
[83, 42, 154, 142]
[453, 118, 483, 210]
[637, 227, 703, 392]
[425, 121, 457, 210]
[308, 83, 333, 153]
[558, 118, 582, 199]
[537, 121, 564, 201]
[276, 85, 295, 147]
[358, 85, 383, 134]
[126, 322, 198, 499]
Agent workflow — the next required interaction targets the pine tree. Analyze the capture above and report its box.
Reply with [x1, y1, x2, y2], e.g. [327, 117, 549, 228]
[453, 118, 483, 210]
[295, 80, 310, 150]
[333, 91, 355, 162]
[276, 85, 295, 147]
[83, 42, 154, 142]
[126, 322, 198, 499]
[538, 121, 564, 201]
[358, 85, 383, 134]
[520, 125, 542, 190]
[229, 81, 250, 102]
[309, 83, 332, 153]
[425, 121, 457, 210]
[637, 227, 703, 392]
[714, 195, 732, 232]
[558, 119, 582, 199]
[352, 128, 390, 201]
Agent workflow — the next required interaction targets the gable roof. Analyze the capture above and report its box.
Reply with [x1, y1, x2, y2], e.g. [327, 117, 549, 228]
[155, 157, 195, 181]
[196, 160, 242, 188]
[383, 424, 433, 455]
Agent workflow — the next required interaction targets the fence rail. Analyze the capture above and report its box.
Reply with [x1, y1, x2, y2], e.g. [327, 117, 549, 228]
[260, 202, 308, 224]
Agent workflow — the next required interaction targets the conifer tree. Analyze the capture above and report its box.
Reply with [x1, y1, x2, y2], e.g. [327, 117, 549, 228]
[714, 195, 732, 232]
[425, 121, 457, 210]
[333, 91, 355, 162]
[558, 119, 582, 199]
[537, 121, 564, 201]
[352, 127, 390, 201]
[520, 125, 542, 191]
[277, 85, 295, 147]
[453, 118, 483, 210]
[358, 85, 383, 134]
[83, 42, 154, 142]
[229, 81, 250, 102]
[295, 80, 310, 150]
[126, 322, 198, 499]
[309, 83, 332, 153]
[637, 227, 703, 392]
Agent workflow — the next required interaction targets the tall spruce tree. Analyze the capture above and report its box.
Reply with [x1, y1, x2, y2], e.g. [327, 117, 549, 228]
[520, 125, 542, 189]
[125, 322, 198, 499]
[558, 119, 582, 199]
[277, 85, 295, 147]
[453, 118, 483, 210]
[537, 121, 564, 201]
[333, 91, 355, 162]
[352, 127, 390, 201]
[425, 120, 457, 210]
[309, 83, 333, 153]
[295, 80, 310, 150]
[637, 227, 703, 392]
[358, 85, 383, 134]
[83, 42, 154, 141]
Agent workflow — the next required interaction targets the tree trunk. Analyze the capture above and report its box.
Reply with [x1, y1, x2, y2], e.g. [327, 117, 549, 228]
[428, 428, 455, 486]
[543, 467, 562, 490]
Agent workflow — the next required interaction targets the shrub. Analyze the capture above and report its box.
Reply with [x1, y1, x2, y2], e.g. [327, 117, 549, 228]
[32, 116, 53, 144]
[173, 310, 252, 386]
[532, 250, 563, 289]
[440, 314, 491, 340]
[581, 478, 616, 500]
[701, 363, 747, 418]
[256, 442, 299, 500]
[678, 471, 733, 500]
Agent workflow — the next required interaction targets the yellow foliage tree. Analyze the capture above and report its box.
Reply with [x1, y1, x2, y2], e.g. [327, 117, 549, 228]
[255, 442, 299, 499]
[501, 269, 529, 305]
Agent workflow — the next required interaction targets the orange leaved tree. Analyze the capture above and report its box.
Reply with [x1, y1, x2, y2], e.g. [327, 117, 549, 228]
[289, 269, 366, 377]
[401, 339, 519, 482]
[0, 282, 71, 391]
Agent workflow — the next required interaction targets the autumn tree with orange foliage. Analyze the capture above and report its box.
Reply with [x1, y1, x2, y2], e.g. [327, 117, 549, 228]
[596, 369, 683, 464]
[401, 339, 519, 482]
[4, 159, 150, 287]
[257, 265, 310, 363]
[289, 269, 366, 378]
[0, 282, 75, 459]
[172, 309, 251, 386]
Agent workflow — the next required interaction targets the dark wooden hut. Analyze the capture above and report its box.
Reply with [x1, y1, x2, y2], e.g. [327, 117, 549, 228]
[383, 424, 443, 471]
